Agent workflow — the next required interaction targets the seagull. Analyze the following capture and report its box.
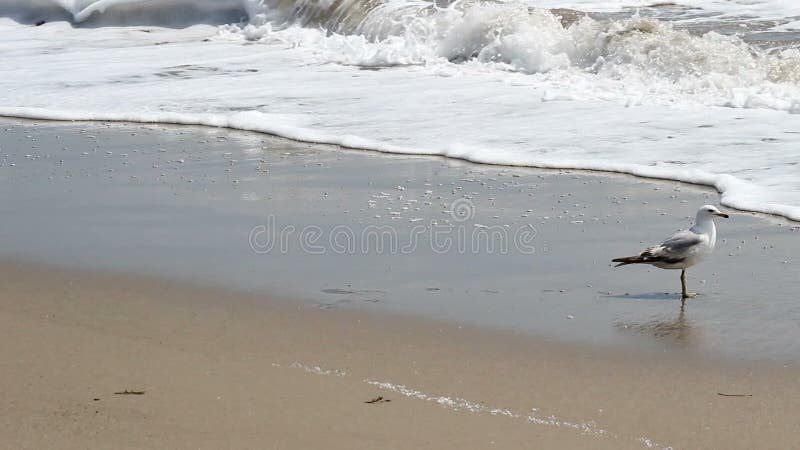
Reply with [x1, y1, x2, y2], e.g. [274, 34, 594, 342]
[612, 205, 729, 304]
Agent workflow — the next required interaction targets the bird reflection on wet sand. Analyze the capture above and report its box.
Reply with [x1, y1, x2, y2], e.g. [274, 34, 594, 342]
[615, 309, 699, 347]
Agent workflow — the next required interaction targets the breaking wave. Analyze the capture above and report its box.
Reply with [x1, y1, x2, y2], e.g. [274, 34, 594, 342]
[5, 0, 800, 111]
[225, 0, 800, 111]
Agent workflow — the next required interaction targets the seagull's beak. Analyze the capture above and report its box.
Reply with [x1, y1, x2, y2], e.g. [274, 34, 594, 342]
[714, 212, 729, 218]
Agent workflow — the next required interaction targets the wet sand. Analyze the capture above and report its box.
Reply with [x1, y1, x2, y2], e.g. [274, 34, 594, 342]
[2, 260, 800, 449]
[1, 118, 800, 448]
[1, 118, 798, 360]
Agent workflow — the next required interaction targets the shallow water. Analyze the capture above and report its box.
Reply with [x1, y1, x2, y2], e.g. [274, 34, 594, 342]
[2, 120, 797, 361]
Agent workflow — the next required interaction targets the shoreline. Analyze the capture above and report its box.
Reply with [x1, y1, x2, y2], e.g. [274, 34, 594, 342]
[5, 256, 799, 370]
[3, 259, 800, 449]
[3, 118, 800, 447]
[2, 118, 798, 362]
[1, 113, 798, 223]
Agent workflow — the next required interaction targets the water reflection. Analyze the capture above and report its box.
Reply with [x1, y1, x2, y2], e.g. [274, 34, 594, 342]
[615, 309, 700, 348]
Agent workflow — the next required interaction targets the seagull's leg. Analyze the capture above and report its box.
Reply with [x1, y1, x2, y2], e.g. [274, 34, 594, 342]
[681, 269, 687, 298]
[680, 269, 697, 299]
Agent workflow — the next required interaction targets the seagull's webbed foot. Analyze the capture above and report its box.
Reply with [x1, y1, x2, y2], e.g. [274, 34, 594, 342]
[680, 292, 696, 311]
[679, 269, 696, 301]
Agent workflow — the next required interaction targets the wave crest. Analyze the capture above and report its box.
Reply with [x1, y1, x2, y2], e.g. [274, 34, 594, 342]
[224, 0, 800, 111]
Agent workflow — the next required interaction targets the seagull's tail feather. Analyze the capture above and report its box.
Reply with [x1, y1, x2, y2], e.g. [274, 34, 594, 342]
[612, 255, 644, 267]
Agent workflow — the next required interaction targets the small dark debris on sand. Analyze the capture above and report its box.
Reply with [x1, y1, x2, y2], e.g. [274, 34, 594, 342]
[364, 396, 391, 404]
[114, 390, 146, 395]
[717, 392, 752, 397]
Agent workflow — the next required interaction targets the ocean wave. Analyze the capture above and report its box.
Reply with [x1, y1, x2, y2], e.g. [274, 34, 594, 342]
[223, 1, 800, 112]
[0, 0, 253, 26]
[7, 0, 800, 106]
[7, 0, 800, 34]
[1, 2, 799, 222]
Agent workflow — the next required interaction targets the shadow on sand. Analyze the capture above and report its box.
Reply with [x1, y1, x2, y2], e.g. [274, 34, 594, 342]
[605, 292, 680, 301]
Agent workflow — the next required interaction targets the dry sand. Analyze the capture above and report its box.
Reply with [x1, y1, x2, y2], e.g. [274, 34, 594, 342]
[2, 260, 799, 450]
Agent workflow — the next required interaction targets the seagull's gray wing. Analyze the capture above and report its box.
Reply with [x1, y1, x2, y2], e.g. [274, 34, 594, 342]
[613, 229, 707, 266]
[645, 230, 704, 264]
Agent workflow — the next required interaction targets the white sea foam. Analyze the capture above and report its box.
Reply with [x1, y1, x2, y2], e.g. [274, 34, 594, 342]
[1, 1, 799, 221]
[365, 379, 673, 448]
[269, 359, 671, 448]
[5, 0, 800, 27]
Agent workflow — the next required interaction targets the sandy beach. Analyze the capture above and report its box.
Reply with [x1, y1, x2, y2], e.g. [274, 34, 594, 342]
[2, 260, 800, 450]
[3, 0, 800, 446]
[2, 119, 800, 449]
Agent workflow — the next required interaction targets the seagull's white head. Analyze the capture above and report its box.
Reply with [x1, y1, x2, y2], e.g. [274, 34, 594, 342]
[697, 205, 729, 220]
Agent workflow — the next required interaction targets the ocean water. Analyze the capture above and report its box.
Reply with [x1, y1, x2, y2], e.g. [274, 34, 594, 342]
[1, 0, 800, 220]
